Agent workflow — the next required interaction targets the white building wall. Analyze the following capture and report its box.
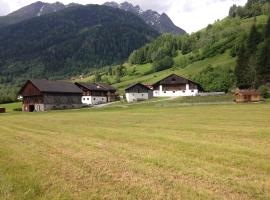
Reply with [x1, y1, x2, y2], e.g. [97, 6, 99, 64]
[153, 84, 198, 97]
[82, 96, 107, 105]
[126, 93, 149, 103]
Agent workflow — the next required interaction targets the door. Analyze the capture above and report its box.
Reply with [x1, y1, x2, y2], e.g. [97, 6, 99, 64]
[29, 105, 35, 112]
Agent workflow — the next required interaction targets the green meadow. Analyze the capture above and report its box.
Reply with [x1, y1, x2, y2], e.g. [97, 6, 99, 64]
[0, 98, 270, 199]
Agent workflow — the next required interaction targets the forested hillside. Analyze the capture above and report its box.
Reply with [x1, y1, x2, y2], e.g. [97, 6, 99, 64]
[0, 4, 159, 103]
[86, 16, 267, 93]
[120, 0, 270, 92]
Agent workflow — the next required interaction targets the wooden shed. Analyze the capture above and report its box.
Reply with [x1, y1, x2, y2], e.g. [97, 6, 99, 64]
[0, 108, 6, 113]
[235, 89, 261, 103]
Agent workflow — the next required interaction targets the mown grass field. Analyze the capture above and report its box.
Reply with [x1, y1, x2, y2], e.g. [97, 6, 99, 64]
[0, 99, 270, 199]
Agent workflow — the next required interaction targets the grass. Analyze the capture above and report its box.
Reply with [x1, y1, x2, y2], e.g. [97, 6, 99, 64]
[0, 99, 269, 199]
[0, 102, 21, 113]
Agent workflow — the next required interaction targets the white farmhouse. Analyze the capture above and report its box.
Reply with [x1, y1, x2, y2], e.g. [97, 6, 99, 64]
[125, 83, 153, 103]
[75, 82, 117, 105]
[152, 74, 202, 97]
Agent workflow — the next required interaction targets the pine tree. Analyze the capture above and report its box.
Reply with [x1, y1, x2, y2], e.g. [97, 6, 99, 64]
[108, 66, 113, 76]
[94, 72, 101, 83]
[265, 15, 270, 38]
[257, 39, 270, 84]
[235, 44, 253, 89]
[256, 15, 270, 85]
[246, 24, 261, 55]
[115, 69, 121, 83]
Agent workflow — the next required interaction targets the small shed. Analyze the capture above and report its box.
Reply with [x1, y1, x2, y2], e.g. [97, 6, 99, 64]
[235, 89, 261, 103]
[125, 83, 153, 103]
[0, 108, 6, 113]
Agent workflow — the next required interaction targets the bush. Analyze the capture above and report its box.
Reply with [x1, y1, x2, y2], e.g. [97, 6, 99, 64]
[152, 56, 173, 72]
[193, 65, 235, 92]
[259, 85, 269, 98]
[13, 108, 22, 112]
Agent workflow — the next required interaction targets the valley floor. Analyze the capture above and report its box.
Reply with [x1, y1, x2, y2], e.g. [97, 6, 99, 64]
[0, 99, 269, 199]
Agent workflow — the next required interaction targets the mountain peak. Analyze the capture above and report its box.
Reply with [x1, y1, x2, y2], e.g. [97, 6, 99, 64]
[104, 1, 185, 35]
[7, 1, 66, 18]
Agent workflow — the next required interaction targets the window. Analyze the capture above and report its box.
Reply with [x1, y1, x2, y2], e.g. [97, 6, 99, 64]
[94, 98, 96, 100]
[87, 98, 89, 100]
[83, 98, 85, 100]
[164, 91, 166, 93]
[191, 90, 194, 93]
[183, 90, 186, 93]
[173, 91, 176, 93]
[142, 94, 144, 97]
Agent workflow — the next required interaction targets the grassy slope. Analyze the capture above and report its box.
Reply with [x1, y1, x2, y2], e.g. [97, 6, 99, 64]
[0, 100, 269, 199]
[115, 50, 235, 91]
[77, 15, 268, 93]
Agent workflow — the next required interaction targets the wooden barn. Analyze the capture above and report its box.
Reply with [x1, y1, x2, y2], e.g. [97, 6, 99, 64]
[235, 89, 261, 103]
[75, 82, 118, 105]
[125, 83, 153, 103]
[19, 79, 83, 112]
[152, 74, 203, 97]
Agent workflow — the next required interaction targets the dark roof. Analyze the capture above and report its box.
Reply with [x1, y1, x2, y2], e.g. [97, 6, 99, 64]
[20, 79, 83, 94]
[152, 74, 203, 90]
[75, 82, 116, 92]
[125, 82, 151, 91]
[153, 74, 197, 85]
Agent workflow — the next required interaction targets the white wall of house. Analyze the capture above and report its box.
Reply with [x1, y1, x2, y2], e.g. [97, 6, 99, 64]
[153, 84, 198, 97]
[126, 93, 149, 103]
[82, 96, 107, 105]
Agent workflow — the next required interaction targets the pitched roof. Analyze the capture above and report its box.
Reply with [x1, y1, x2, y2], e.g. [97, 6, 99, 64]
[152, 74, 203, 90]
[235, 89, 260, 95]
[153, 74, 198, 85]
[75, 82, 116, 92]
[125, 82, 151, 91]
[21, 79, 83, 94]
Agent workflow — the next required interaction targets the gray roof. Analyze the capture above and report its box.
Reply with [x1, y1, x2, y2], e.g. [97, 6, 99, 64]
[28, 79, 82, 94]
[75, 82, 116, 92]
[125, 82, 151, 91]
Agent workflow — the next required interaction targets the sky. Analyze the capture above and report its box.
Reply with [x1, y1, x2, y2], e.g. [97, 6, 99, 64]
[0, 0, 247, 33]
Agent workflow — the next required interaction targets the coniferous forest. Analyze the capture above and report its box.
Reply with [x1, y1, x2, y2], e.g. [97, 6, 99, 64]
[0, 5, 159, 103]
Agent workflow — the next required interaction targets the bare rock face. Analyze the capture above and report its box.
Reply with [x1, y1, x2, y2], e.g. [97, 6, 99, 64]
[104, 1, 186, 35]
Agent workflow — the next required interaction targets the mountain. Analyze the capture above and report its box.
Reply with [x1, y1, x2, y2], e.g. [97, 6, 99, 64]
[0, 1, 79, 27]
[104, 1, 186, 35]
[0, 4, 159, 88]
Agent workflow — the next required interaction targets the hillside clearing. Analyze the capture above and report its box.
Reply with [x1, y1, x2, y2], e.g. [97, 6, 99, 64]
[0, 101, 269, 199]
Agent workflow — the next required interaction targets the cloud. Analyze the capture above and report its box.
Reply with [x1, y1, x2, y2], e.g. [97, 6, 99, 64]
[0, 0, 10, 16]
[1, 0, 248, 32]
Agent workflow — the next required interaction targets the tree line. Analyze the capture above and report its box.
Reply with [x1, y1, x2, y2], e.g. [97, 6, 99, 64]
[235, 15, 270, 90]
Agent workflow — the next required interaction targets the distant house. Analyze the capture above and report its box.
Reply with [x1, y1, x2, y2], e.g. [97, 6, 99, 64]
[235, 89, 261, 103]
[75, 83, 117, 105]
[125, 83, 153, 103]
[19, 79, 83, 112]
[152, 74, 202, 97]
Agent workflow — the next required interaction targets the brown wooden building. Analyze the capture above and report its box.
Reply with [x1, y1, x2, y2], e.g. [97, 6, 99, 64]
[235, 89, 261, 103]
[75, 82, 118, 105]
[19, 79, 83, 112]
